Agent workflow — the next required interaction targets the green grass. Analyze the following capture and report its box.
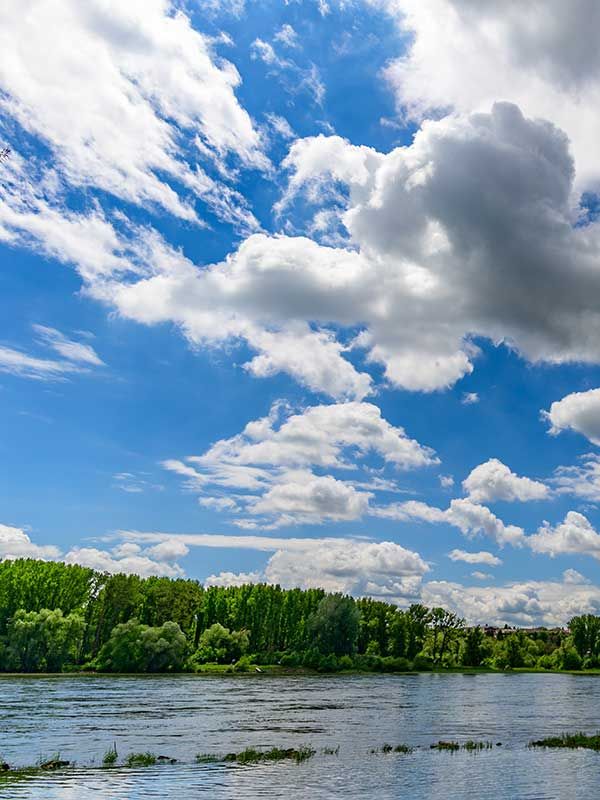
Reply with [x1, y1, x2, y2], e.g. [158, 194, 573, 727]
[196, 753, 222, 763]
[370, 743, 413, 754]
[530, 732, 600, 750]
[125, 752, 157, 767]
[463, 740, 493, 751]
[102, 745, 118, 766]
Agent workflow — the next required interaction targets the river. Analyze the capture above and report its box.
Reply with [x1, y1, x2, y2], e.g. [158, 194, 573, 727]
[0, 672, 597, 798]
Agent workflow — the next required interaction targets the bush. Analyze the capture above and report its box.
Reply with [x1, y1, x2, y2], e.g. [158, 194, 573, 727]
[556, 646, 582, 671]
[338, 654, 354, 670]
[193, 624, 249, 665]
[280, 652, 301, 667]
[411, 654, 433, 671]
[381, 656, 411, 672]
[353, 653, 384, 672]
[97, 619, 187, 673]
[317, 654, 339, 672]
[233, 654, 255, 672]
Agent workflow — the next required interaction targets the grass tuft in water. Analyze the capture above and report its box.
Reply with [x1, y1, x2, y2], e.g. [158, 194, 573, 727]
[321, 746, 340, 755]
[196, 753, 222, 763]
[463, 740, 493, 751]
[102, 744, 118, 766]
[430, 741, 460, 751]
[125, 752, 157, 767]
[370, 743, 413, 754]
[529, 732, 600, 750]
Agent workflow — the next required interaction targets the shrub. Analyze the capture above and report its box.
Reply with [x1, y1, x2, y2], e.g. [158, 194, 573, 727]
[411, 654, 433, 671]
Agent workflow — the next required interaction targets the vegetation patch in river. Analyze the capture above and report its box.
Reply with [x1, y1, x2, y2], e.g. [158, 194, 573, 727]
[224, 746, 316, 765]
[530, 732, 600, 750]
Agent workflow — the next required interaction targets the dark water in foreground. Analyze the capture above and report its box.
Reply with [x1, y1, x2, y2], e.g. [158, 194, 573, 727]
[0, 672, 598, 798]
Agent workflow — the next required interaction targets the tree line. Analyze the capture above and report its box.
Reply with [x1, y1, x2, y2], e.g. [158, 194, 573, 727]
[0, 559, 591, 673]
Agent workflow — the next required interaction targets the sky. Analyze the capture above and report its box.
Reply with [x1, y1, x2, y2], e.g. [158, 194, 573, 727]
[5, 0, 600, 626]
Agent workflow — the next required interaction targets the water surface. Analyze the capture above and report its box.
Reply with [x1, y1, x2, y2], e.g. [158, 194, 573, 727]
[0, 672, 597, 798]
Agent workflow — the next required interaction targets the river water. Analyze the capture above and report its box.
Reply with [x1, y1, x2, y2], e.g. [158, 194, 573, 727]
[0, 672, 598, 798]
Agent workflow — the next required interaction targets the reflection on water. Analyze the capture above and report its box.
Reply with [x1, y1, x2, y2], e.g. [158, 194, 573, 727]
[0, 673, 597, 798]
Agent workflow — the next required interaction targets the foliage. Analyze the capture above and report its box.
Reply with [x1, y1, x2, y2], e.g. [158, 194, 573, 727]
[125, 752, 157, 767]
[308, 594, 359, 656]
[5, 609, 85, 672]
[0, 558, 590, 675]
[530, 732, 600, 750]
[96, 619, 187, 673]
[192, 623, 249, 665]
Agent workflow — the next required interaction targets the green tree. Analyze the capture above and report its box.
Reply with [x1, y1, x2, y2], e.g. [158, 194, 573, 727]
[309, 594, 359, 656]
[430, 608, 464, 664]
[194, 623, 250, 664]
[6, 608, 85, 672]
[97, 619, 187, 672]
[462, 627, 484, 667]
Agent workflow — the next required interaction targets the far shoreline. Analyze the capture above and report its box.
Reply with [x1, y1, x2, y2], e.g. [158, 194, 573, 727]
[2, 665, 600, 678]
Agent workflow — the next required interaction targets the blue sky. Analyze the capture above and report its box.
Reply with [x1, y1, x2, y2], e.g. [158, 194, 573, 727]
[4, 0, 600, 624]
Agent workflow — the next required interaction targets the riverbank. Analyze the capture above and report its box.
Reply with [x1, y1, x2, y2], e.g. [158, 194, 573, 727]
[2, 664, 600, 678]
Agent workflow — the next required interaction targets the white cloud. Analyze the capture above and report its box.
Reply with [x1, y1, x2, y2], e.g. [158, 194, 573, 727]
[163, 401, 436, 527]
[544, 388, 600, 445]
[471, 571, 493, 581]
[12, 102, 598, 401]
[274, 24, 300, 49]
[205, 570, 263, 587]
[0, 325, 104, 381]
[122, 529, 428, 598]
[439, 475, 454, 488]
[0, 524, 60, 560]
[528, 510, 600, 561]
[463, 458, 549, 503]
[552, 453, 600, 502]
[448, 549, 502, 566]
[370, 499, 448, 523]
[0, 0, 267, 221]
[32, 325, 104, 366]
[447, 498, 526, 548]
[64, 547, 184, 578]
[378, 0, 600, 190]
[462, 392, 479, 405]
[372, 496, 524, 548]
[250, 37, 324, 105]
[0, 346, 87, 381]
[421, 576, 600, 627]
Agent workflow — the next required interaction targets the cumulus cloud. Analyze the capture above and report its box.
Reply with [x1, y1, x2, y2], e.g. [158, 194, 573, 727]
[528, 511, 600, 561]
[205, 570, 263, 587]
[448, 498, 525, 548]
[163, 401, 436, 527]
[372, 496, 524, 548]
[8, 101, 600, 400]
[544, 388, 600, 445]
[448, 549, 502, 566]
[379, 0, 600, 189]
[121, 529, 429, 599]
[0, 0, 267, 222]
[64, 546, 184, 577]
[0, 524, 60, 560]
[0, 522, 187, 578]
[463, 458, 549, 503]
[421, 575, 600, 627]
